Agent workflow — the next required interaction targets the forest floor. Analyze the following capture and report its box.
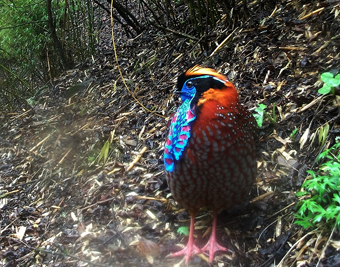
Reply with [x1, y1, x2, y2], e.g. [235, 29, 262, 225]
[1, 1, 340, 267]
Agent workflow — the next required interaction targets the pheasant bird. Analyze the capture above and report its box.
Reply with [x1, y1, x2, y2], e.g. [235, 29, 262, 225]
[164, 65, 257, 262]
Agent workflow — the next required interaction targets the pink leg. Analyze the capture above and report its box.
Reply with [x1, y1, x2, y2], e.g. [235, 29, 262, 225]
[170, 215, 201, 262]
[201, 211, 229, 262]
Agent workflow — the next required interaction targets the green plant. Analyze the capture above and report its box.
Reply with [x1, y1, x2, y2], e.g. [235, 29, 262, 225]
[295, 142, 340, 230]
[0, 0, 97, 111]
[253, 103, 277, 127]
[309, 123, 330, 148]
[253, 103, 266, 127]
[97, 140, 110, 164]
[290, 128, 298, 140]
[318, 124, 330, 146]
[177, 226, 189, 236]
[318, 72, 340, 95]
[270, 102, 277, 125]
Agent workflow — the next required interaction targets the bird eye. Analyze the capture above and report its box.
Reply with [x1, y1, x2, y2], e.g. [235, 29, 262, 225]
[186, 81, 193, 88]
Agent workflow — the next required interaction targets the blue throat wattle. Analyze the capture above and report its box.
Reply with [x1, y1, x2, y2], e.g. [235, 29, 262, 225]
[164, 79, 197, 172]
[164, 74, 227, 172]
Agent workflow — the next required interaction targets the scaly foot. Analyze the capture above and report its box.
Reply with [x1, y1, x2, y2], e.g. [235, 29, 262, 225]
[201, 211, 230, 262]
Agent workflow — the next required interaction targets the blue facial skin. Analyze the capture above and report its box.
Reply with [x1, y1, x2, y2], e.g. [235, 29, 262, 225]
[180, 80, 196, 101]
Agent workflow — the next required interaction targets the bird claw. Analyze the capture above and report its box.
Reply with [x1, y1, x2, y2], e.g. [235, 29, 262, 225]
[201, 238, 230, 262]
[169, 244, 201, 263]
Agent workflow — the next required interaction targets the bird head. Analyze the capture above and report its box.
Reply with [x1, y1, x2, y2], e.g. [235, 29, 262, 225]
[177, 65, 229, 91]
[175, 65, 238, 111]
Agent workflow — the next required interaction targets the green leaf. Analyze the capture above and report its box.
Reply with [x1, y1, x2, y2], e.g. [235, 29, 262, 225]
[88, 156, 96, 163]
[295, 220, 314, 229]
[319, 126, 324, 145]
[98, 141, 110, 164]
[318, 148, 332, 161]
[318, 84, 332, 95]
[296, 191, 308, 197]
[313, 213, 325, 223]
[320, 72, 334, 83]
[290, 128, 298, 139]
[336, 212, 340, 227]
[334, 74, 340, 84]
[253, 104, 267, 127]
[294, 214, 314, 229]
[303, 178, 319, 192]
[298, 200, 311, 214]
[319, 72, 340, 94]
[324, 163, 340, 177]
[333, 194, 340, 205]
[177, 226, 189, 236]
[322, 124, 329, 145]
[307, 200, 324, 214]
[325, 204, 340, 221]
